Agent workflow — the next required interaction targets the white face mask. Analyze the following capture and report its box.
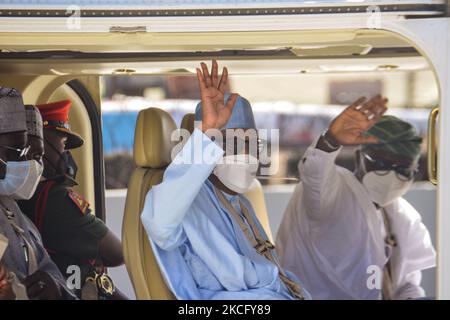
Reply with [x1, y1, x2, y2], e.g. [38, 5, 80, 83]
[362, 170, 413, 206]
[214, 154, 259, 194]
[0, 160, 43, 200]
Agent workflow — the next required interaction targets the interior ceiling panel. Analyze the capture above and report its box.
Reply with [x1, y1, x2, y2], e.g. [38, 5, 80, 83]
[0, 55, 429, 75]
[0, 27, 427, 75]
[0, 28, 414, 53]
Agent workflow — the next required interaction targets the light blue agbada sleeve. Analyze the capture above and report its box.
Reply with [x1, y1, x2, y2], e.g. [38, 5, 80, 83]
[141, 128, 224, 251]
[140, 128, 225, 299]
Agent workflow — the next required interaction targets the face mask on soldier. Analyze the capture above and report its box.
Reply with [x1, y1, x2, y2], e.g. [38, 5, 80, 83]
[43, 139, 78, 180]
[60, 151, 78, 179]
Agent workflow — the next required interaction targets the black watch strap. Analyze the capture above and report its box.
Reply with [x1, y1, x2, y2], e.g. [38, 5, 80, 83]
[324, 130, 340, 148]
[317, 130, 341, 152]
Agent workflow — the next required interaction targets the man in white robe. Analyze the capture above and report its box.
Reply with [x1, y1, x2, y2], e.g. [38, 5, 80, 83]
[276, 96, 435, 300]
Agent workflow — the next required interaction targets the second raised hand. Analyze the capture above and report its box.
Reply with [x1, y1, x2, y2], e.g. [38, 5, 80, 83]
[196, 60, 238, 132]
[328, 95, 388, 146]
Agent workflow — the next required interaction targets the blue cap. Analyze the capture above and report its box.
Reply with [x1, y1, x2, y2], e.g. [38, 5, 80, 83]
[195, 93, 256, 130]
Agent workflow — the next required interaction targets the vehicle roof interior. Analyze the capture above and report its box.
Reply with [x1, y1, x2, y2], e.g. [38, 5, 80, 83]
[0, 29, 431, 76]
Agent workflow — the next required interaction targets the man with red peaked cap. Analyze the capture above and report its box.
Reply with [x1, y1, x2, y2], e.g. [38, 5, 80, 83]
[34, 100, 82, 180]
[19, 99, 125, 300]
[39, 100, 84, 149]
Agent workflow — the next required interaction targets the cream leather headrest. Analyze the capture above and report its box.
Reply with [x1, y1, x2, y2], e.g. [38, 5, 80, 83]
[133, 107, 177, 168]
[180, 113, 195, 134]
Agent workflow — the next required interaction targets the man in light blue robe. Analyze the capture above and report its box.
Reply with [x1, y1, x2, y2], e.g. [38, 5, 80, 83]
[140, 61, 310, 300]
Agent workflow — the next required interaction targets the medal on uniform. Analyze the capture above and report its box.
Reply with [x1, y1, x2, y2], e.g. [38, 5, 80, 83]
[96, 273, 115, 297]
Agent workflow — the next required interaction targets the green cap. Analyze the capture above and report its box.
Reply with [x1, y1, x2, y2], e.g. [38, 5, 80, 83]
[362, 115, 423, 162]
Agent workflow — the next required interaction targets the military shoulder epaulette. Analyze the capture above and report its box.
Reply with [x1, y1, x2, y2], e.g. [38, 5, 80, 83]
[67, 190, 90, 216]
